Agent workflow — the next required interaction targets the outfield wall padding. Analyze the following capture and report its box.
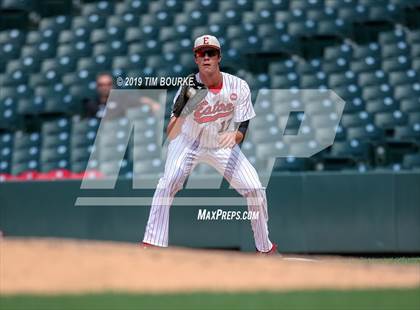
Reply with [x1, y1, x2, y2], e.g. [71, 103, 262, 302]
[0, 172, 419, 253]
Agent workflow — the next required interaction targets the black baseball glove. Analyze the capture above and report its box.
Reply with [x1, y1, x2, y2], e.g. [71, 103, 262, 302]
[172, 73, 208, 117]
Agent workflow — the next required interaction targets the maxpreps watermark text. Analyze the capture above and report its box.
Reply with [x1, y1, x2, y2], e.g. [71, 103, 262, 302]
[197, 209, 259, 221]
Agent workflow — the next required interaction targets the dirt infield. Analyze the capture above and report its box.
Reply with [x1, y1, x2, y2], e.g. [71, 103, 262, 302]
[1, 238, 419, 294]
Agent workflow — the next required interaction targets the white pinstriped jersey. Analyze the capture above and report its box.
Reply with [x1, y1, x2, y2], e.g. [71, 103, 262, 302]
[143, 72, 274, 251]
[172, 72, 256, 148]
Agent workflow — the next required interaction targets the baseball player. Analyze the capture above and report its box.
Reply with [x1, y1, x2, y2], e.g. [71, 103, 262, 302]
[142, 35, 277, 254]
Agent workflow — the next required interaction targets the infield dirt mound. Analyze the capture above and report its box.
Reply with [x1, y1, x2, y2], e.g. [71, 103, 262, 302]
[1, 238, 419, 294]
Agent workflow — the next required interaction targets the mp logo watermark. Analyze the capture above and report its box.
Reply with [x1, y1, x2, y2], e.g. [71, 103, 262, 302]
[74, 88, 345, 207]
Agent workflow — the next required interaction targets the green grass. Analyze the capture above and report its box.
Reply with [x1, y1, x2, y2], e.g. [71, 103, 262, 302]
[1, 288, 419, 310]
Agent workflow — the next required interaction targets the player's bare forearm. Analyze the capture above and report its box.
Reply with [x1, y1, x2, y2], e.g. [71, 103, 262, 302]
[235, 131, 244, 144]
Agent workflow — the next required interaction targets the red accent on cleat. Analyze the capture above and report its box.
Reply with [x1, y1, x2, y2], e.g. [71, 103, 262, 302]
[257, 243, 278, 255]
[140, 242, 159, 249]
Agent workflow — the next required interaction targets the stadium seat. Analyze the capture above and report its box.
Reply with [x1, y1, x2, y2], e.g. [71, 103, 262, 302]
[300, 72, 328, 88]
[330, 139, 372, 160]
[26, 30, 42, 45]
[39, 15, 71, 32]
[322, 58, 350, 74]
[273, 157, 312, 172]
[400, 98, 420, 112]
[276, 9, 305, 23]
[72, 15, 107, 30]
[347, 124, 385, 141]
[366, 97, 399, 113]
[328, 71, 357, 88]
[124, 27, 142, 43]
[318, 18, 351, 37]
[81, 1, 114, 16]
[181, 11, 210, 28]
[230, 34, 262, 53]
[42, 118, 71, 135]
[249, 126, 283, 144]
[0, 29, 26, 46]
[218, 0, 251, 12]
[0, 143, 12, 164]
[394, 124, 420, 140]
[13, 131, 41, 149]
[262, 34, 300, 54]
[93, 41, 128, 57]
[375, 111, 408, 129]
[98, 144, 128, 162]
[40, 145, 70, 163]
[129, 40, 161, 56]
[324, 43, 353, 61]
[271, 73, 300, 89]
[382, 56, 411, 72]
[160, 25, 191, 42]
[257, 22, 287, 40]
[353, 43, 381, 60]
[41, 56, 77, 76]
[402, 153, 420, 169]
[149, 0, 183, 13]
[42, 131, 70, 148]
[12, 145, 40, 165]
[288, 20, 318, 37]
[408, 112, 420, 125]
[134, 159, 163, 175]
[132, 142, 161, 161]
[30, 70, 62, 87]
[58, 28, 90, 44]
[308, 7, 338, 21]
[362, 84, 394, 102]
[337, 4, 369, 23]
[341, 111, 374, 127]
[413, 59, 420, 70]
[57, 41, 92, 58]
[114, 0, 149, 15]
[379, 28, 406, 45]
[358, 70, 388, 87]
[333, 84, 362, 102]
[411, 43, 420, 57]
[269, 59, 297, 76]
[140, 11, 174, 28]
[162, 38, 194, 54]
[242, 11, 274, 25]
[407, 29, 420, 43]
[71, 131, 97, 148]
[40, 160, 71, 172]
[107, 13, 139, 29]
[394, 83, 420, 101]
[351, 57, 381, 74]
[382, 42, 410, 59]
[77, 55, 112, 72]
[297, 59, 322, 74]
[18, 96, 45, 115]
[100, 159, 132, 177]
[11, 161, 39, 175]
[113, 54, 146, 73]
[90, 27, 124, 44]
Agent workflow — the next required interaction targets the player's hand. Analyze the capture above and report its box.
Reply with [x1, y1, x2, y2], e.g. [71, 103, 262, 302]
[218, 131, 237, 148]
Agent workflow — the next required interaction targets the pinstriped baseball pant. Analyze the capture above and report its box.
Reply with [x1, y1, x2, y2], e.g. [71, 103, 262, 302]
[143, 133, 273, 252]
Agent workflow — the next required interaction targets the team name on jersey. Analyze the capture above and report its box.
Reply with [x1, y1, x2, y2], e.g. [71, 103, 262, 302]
[193, 100, 234, 123]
